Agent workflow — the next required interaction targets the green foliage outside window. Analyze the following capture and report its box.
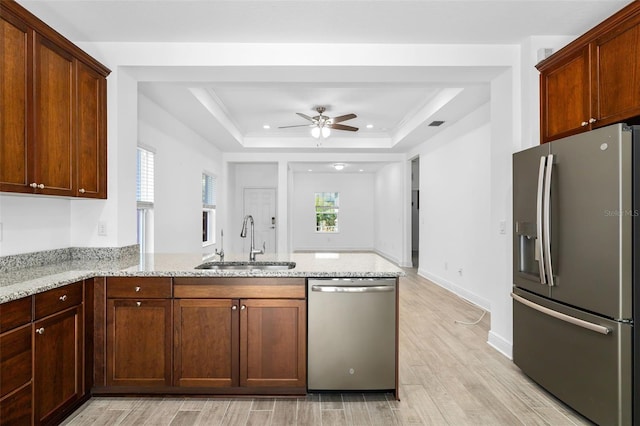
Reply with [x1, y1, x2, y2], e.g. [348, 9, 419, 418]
[315, 192, 339, 232]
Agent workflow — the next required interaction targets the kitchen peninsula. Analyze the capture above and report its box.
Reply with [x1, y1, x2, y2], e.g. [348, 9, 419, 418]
[0, 250, 403, 425]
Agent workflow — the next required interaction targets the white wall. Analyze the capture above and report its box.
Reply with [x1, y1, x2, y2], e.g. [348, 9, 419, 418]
[138, 93, 223, 254]
[0, 195, 71, 255]
[374, 162, 405, 264]
[416, 105, 493, 312]
[292, 172, 375, 251]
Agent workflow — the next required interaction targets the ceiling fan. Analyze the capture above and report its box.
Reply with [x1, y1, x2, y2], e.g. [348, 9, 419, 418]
[279, 106, 358, 138]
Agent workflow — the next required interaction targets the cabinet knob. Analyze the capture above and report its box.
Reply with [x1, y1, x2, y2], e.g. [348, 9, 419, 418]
[241, 305, 246, 310]
[36, 327, 45, 335]
[59, 295, 67, 302]
[581, 121, 589, 127]
[136, 301, 142, 307]
[231, 305, 237, 310]
[30, 182, 38, 188]
[589, 118, 597, 124]
[79, 188, 86, 194]
[135, 286, 141, 292]
[38, 183, 44, 189]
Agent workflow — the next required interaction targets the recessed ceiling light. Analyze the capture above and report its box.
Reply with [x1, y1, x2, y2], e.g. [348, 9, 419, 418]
[263, 124, 271, 129]
[359, 169, 364, 172]
[308, 169, 313, 172]
[366, 124, 373, 129]
[333, 163, 346, 171]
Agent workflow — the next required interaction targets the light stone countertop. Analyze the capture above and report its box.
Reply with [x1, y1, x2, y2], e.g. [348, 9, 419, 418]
[0, 252, 405, 303]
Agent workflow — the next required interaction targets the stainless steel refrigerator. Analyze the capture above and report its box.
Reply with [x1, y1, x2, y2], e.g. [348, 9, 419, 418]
[512, 123, 638, 426]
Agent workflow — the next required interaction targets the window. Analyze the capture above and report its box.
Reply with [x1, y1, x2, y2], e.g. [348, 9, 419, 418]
[136, 147, 155, 253]
[315, 192, 339, 233]
[202, 173, 217, 246]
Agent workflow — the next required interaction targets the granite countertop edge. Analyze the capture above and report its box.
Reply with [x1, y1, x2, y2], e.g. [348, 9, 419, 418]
[0, 254, 406, 304]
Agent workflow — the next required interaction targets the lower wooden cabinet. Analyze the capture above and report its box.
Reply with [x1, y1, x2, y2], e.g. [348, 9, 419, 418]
[33, 304, 83, 425]
[106, 277, 173, 389]
[0, 320, 32, 426]
[106, 299, 172, 387]
[33, 281, 84, 425]
[173, 299, 237, 388]
[174, 298, 306, 391]
[241, 299, 306, 388]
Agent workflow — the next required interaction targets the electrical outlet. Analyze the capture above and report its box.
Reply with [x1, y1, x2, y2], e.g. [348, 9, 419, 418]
[499, 220, 507, 235]
[98, 221, 107, 236]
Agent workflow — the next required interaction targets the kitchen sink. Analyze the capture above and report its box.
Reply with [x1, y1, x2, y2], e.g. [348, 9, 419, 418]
[195, 261, 296, 271]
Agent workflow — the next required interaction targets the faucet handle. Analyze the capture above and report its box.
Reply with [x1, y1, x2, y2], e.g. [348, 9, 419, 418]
[261, 241, 266, 253]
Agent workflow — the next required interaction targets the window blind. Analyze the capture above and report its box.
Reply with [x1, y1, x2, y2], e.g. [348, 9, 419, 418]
[136, 148, 154, 204]
[202, 173, 216, 208]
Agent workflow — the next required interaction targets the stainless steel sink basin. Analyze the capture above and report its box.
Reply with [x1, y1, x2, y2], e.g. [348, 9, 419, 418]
[195, 261, 296, 271]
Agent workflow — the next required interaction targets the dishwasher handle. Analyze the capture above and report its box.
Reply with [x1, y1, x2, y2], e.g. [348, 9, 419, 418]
[311, 285, 395, 293]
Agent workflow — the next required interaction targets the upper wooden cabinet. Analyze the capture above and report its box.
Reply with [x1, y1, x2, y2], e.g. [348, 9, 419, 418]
[538, 2, 640, 143]
[0, 0, 110, 198]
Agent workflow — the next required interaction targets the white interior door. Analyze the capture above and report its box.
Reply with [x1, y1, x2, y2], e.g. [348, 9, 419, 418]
[243, 188, 277, 253]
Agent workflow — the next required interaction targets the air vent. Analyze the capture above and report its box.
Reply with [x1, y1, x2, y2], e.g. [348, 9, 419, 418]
[429, 121, 445, 127]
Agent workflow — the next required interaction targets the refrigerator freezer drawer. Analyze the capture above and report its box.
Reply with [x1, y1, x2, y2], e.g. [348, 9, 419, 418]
[512, 289, 632, 426]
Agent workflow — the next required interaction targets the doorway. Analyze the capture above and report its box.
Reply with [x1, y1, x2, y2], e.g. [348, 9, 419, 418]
[243, 187, 277, 253]
[411, 158, 420, 268]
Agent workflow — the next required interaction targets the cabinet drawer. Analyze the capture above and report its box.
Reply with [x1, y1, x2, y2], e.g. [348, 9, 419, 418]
[34, 281, 83, 320]
[0, 296, 32, 333]
[0, 324, 32, 398]
[107, 277, 172, 298]
[174, 277, 305, 299]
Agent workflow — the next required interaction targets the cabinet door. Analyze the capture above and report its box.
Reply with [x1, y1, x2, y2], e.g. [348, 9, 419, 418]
[75, 60, 107, 198]
[106, 299, 172, 387]
[33, 34, 74, 196]
[174, 299, 238, 387]
[34, 305, 83, 425]
[0, 11, 30, 193]
[240, 299, 306, 388]
[540, 45, 592, 143]
[592, 15, 640, 127]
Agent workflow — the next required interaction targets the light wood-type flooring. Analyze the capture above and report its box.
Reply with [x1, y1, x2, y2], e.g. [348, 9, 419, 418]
[63, 267, 591, 425]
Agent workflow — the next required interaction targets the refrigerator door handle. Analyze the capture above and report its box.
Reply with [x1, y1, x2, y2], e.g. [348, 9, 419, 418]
[543, 154, 555, 286]
[536, 156, 547, 285]
[511, 293, 611, 335]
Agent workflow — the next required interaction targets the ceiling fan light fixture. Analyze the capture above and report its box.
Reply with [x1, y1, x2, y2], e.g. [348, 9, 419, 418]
[321, 127, 331, 138]
[311, 127, 321, 138]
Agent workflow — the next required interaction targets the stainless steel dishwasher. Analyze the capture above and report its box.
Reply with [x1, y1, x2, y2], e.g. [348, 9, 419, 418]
[307, 278, 396, 391]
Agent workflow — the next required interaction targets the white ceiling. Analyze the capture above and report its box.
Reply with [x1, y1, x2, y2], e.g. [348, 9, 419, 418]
[19, 0, 631, 155]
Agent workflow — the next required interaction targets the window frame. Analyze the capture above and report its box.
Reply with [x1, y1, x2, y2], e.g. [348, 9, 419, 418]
[202, 173, 217, 247]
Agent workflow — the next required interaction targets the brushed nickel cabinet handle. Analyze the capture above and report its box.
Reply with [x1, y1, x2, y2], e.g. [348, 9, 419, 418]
[136, 301, 141, 307]
[580, 121, 589, 127]
[36, 327, 45, 335]
[30, 182, 38, 188]
[59, 295, 67, 302]
[79, 188, 86, 194]
[135, 286, 141, 292]
[231, 305, 237, 310]
[588, 118, 596, 124]
[37, 183, 44, 189]
[241, 305, 246, 310]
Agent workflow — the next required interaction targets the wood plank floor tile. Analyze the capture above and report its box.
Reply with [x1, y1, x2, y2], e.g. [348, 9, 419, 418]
[61, 267, 593, 426]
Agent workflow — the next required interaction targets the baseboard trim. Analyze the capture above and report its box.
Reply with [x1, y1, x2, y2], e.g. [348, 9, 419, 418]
[488, 330, 513, 359]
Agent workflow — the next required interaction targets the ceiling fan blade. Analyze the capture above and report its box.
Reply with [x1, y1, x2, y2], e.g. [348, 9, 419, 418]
[328, 123, 358, 132]
[278, 124, 314, 129]
[331, 113, 357, 123]
[296, 113, 317, 123]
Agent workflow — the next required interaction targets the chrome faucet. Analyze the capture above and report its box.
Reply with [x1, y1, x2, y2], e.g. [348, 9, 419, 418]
[240, 215, 265, 261]
[215, 229, 224, 261]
